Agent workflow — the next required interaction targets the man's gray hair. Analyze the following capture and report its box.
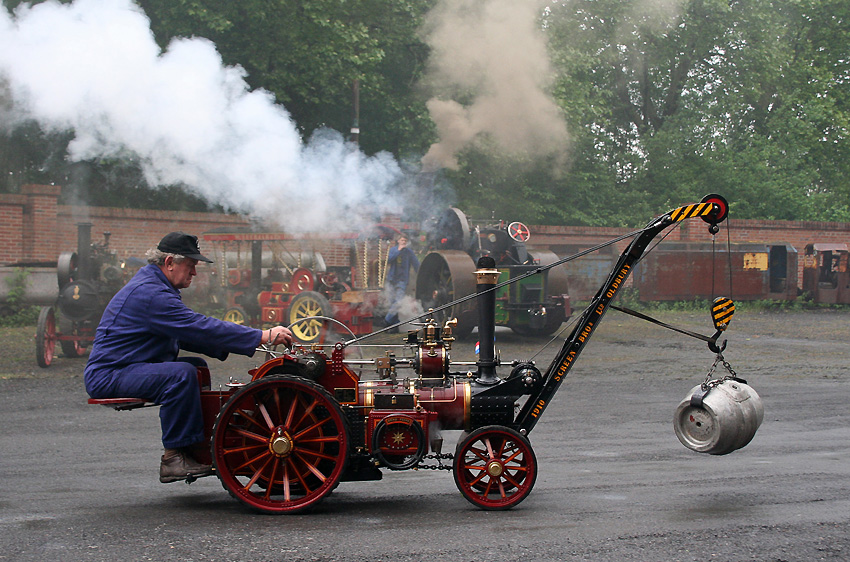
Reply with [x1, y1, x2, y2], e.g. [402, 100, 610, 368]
[146, 247, 186, 265]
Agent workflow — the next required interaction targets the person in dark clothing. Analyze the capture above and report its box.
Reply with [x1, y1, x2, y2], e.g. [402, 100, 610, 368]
[84, 232, 293, 483]
[384, 235, 420, 327]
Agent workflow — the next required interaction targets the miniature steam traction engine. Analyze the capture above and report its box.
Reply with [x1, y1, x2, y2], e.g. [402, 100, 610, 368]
[36, 223, 134, 367]
[91, 195, 762, 513]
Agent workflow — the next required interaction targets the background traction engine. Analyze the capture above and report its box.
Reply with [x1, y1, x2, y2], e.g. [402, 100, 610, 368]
[36, 223, 133, 368]
[416, 207, 570, 338]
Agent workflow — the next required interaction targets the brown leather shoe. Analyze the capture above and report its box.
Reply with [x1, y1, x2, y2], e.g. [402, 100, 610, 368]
[159, 450, 214, 483]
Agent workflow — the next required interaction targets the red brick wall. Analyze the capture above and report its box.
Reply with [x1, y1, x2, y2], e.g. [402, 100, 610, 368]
[6, 185, 850, 291]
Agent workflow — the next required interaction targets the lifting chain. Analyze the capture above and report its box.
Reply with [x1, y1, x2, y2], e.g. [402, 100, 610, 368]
[701, 351, 740, 390]
[415, 452, 454, 471]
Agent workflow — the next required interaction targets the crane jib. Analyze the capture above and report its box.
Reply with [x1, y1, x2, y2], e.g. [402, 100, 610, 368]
[515, 199, 724, 434]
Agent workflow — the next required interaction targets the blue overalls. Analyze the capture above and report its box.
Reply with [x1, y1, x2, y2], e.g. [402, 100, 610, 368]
[84, 264, 261, 449]
[384, 246, 420, 325]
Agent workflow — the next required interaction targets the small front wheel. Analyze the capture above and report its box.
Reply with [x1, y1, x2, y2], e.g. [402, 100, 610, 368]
[453, 425, 537, 510]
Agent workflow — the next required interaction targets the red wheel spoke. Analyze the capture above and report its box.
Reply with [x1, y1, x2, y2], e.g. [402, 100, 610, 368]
[293, 415, 333, 440]
[230, 450, 272, 473]
[263, 459, 280, 500]
[244, 455, 274, 489]
[282, 463, 291, 502]
[293, 451, 328, 482]
[292, 394, 320, 431]
[294, 447, 339, 462]
[468, 445, 490, 463]
[297, 435, 340, 445]
[222, 443, 265, 456]
[283, 392, 298, 430]
[256, 400, 275, 430]
[228, 426, 269, 443]
[233, 408, 268, 432]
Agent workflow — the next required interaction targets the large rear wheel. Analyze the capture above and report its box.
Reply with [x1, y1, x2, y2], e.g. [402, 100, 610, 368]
[212, 376, 349, 514]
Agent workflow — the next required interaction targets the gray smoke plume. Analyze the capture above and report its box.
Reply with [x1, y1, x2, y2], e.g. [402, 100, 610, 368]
[419, 0, 569, 171]
[0, 0, 402, 231]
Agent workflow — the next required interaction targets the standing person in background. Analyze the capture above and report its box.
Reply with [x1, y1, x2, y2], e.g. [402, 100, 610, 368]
[84, 232, 293, 483]
[384, 235, 420, 330]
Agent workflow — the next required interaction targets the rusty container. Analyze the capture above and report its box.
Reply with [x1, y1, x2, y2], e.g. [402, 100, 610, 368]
[673, 379, 763, 455]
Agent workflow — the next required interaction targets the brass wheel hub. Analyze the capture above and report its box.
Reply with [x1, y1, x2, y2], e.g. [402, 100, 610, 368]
[487, 460, 504, 477]
[270, 428, 293, 457]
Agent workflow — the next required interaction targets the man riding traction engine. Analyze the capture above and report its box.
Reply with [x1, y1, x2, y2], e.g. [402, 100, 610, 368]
[90, 195, 761, 514]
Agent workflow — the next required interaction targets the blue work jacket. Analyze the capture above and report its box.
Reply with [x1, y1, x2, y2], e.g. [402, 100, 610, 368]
[385, 246, 420, 286]
[84, 264, 261, 394]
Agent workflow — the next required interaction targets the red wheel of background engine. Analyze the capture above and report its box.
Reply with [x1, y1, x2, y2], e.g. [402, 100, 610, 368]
[290, 268, 315, 294]
[507, 222, 530, 242]
[700, 193, 729, 224]
[36, 306, 57, 368]
[453, 425, 537, 510]
[212, 375, 349, 514]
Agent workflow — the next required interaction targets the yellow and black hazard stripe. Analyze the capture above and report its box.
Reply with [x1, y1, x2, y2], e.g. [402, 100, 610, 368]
[712, 296, 735, 330]
[670, 201, 717, 223]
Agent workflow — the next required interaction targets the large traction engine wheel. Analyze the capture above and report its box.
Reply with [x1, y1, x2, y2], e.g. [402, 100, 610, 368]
[36, 306, 57, 368]
[212, 375, 350, 514]
[453, 425, 537, 510]
[287, 291, 332, 344]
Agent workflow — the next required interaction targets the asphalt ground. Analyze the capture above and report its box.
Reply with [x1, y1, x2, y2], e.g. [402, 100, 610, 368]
[1, 307, 849, 561]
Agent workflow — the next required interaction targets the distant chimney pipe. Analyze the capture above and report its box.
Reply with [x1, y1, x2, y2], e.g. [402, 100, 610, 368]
[77, 222, 93, 280]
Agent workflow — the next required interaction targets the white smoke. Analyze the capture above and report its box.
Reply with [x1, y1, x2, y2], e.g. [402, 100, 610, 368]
[0, 0, 403, 230]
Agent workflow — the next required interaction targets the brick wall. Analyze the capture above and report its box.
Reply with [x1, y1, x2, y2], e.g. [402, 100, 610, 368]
[6, 185, 850, 291]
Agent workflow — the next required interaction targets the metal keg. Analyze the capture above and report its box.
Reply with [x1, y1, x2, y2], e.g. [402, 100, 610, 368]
[673, 379, 763, 455]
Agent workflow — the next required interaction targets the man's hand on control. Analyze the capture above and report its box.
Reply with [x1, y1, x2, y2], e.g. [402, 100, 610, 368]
[265, 326, 293, 347]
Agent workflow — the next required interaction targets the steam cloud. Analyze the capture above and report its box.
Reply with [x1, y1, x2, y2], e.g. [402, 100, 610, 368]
[419, 0, 569, 171]
[0, 0, 402, 231]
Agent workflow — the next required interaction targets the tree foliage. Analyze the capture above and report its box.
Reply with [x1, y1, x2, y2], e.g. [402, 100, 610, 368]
[0, 0, 847, 225]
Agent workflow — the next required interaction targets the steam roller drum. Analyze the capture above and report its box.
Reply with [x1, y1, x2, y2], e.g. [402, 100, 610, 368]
[529, 249, 569, 297]
[57, 280, 102, 322]
[415, 251, 477, 338]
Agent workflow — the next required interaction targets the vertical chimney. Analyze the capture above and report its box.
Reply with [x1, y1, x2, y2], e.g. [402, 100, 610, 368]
[77, 222, 93, 280]
[475, 256, 499, 385]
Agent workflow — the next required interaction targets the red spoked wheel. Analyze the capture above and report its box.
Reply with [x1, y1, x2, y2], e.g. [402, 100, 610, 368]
[36, 306, 57, 368]
[453, 425, 537, 510]
[212, 375, 349, 514]
[507, 221, 531, 242]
